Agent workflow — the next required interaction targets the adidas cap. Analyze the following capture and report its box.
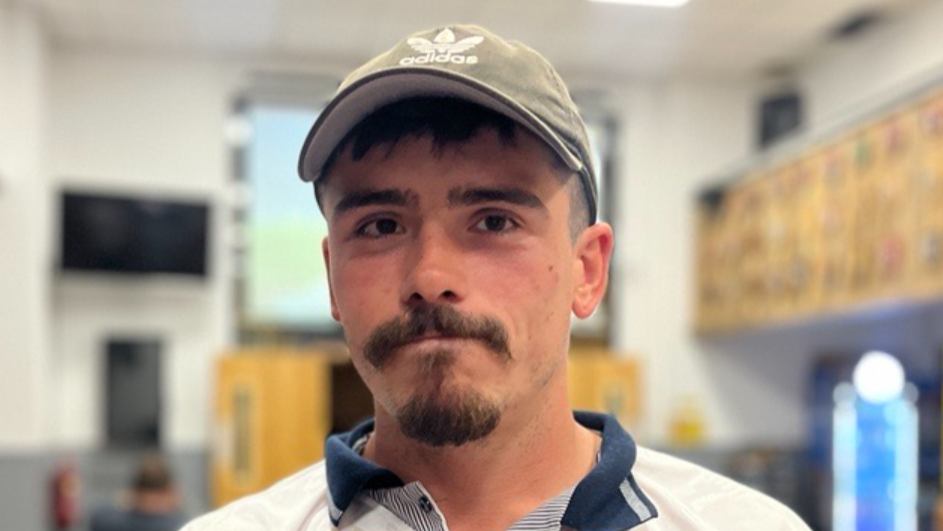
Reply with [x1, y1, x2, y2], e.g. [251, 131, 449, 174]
[297, 24, 598, 224]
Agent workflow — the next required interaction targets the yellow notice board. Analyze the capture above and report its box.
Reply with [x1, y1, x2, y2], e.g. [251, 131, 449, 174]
[695, 85, 943, 332]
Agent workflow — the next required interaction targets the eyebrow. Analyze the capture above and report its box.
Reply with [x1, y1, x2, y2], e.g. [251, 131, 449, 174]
[446, 187, 547, 213]
[332, 189, 417, 220]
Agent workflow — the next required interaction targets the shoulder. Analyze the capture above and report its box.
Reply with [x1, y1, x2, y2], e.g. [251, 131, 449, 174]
[632, 447, 811, 531]
[180, 461, 333, 531]
[88, 507, 126, 531]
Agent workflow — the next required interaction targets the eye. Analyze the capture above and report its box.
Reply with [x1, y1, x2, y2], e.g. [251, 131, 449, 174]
[473, 214, 518, 233]
[357, 218, 404, 238]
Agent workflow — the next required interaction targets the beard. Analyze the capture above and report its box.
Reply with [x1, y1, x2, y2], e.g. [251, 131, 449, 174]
[361, 305, 510, 447]
[397, 378, 502, 447]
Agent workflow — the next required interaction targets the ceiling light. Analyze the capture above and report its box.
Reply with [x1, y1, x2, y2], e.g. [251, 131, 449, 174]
[589, 0, 690, 7]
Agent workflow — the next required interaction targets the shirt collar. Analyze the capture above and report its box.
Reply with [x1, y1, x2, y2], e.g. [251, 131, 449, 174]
[323, 419, 402, 523]
[563, 411, 658, 531]
[324, 411, 657, 530]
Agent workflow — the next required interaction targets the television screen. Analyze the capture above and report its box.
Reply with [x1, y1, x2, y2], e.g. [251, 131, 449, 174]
[60, 191, 209, 276]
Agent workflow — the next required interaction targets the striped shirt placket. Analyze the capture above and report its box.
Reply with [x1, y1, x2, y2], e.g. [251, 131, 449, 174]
[363, 483, 577, 531]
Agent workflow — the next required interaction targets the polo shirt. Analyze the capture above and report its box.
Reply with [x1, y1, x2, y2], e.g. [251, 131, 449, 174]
[182, 411, 811, 531]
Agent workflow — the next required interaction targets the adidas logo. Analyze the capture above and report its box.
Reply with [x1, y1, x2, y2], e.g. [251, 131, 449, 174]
[399, 28, 484, 66]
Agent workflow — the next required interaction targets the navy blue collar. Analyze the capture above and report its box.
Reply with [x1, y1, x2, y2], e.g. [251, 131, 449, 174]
[324, 411, 658, 530]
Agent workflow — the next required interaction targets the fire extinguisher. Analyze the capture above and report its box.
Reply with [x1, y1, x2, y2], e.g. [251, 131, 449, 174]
[50, 460, 80, 530]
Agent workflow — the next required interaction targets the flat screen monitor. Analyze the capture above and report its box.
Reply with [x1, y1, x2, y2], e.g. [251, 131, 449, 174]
[60, 190, 209, 277]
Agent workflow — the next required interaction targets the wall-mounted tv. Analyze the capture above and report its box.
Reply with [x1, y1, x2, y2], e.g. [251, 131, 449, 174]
[60, 190, 209, 277]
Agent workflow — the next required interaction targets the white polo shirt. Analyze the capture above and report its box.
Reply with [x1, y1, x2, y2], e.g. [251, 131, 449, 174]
[182, 412, 811, 531]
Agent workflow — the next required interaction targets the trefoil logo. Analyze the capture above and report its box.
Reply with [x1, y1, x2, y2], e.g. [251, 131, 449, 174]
[400, 28, 484, 66]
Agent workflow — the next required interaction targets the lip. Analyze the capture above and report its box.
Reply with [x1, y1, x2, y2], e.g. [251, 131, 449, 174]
[402, 335, 463, 347]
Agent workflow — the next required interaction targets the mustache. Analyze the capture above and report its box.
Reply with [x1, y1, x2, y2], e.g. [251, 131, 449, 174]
[362, 305, 511, 369]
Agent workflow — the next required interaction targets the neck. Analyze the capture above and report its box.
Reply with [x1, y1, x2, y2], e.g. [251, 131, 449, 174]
[363, 378, 598, 531]
[132, 491, 178, 515]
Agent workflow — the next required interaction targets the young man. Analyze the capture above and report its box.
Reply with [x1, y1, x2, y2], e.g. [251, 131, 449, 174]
[184, 25, 810, 531]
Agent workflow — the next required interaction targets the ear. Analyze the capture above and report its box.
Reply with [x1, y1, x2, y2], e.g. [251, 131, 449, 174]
[322, 237, 341, 322]
[571, 222, 614, 319]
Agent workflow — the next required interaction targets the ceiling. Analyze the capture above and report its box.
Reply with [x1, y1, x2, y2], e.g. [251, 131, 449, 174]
[31, 0, 923, 79]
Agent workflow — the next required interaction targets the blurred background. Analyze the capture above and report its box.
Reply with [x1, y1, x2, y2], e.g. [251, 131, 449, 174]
[3, 0, 943, 529]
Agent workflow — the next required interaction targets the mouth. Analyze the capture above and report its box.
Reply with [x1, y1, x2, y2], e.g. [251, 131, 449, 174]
[402, 334, 462, 348]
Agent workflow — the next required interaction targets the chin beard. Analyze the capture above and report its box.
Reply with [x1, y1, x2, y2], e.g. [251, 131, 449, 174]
[396, 385, 502, 448]
[380, 347, 504, 447]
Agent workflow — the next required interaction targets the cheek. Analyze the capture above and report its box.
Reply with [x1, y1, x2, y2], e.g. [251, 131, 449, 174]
[330, 253, 400, 339]
[475, 249, 571, 331]
[479, 254, 570, 389]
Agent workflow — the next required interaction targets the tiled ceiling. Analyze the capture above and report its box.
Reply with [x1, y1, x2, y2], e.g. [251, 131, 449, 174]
[32, 0, 924, 78]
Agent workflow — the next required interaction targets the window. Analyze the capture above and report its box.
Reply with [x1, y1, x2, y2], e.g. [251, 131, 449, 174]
[238, 102, 338, 335]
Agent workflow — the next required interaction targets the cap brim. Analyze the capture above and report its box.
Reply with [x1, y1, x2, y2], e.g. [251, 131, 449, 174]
[297, 67, 584, 182]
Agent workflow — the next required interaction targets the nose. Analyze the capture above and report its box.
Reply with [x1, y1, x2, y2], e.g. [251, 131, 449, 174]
[401, 225, 466, 308]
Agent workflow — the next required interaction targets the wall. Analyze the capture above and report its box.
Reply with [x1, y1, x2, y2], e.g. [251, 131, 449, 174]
[0, 2, 53, 529]
[47, 51, 241, 450]
[604, 79, 816, 446]
[0, 1, 50, 450]
[802, 0, 943, 131]
[45, 50, 350, 457]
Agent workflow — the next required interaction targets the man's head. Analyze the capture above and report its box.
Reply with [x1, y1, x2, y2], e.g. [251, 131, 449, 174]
[299, 24, 600, 226]
[129, 453, 179, 514]
[299, 25, 613, 448]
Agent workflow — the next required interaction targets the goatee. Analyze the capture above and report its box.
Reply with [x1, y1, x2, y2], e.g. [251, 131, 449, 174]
[362, 305, 510, 446]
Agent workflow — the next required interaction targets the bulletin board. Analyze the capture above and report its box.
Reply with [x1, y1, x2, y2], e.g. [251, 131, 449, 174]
[695, 89, 943, 333]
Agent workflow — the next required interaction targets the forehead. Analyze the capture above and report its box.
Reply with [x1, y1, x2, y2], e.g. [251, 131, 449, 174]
[320, 129, 567, 207]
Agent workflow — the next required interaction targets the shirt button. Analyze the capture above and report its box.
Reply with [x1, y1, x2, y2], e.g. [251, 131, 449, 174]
[418, 495, 434, 513]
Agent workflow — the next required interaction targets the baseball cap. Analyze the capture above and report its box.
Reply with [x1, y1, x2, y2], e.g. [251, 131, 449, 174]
[297, 24, 598, 224]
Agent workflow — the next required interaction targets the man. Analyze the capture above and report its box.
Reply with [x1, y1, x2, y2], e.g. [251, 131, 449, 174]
[184, 24, 810, 531]
[90, 453, 187, 531]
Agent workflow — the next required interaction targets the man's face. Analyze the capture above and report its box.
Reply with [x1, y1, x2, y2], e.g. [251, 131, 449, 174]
[320, 128, 609, 447]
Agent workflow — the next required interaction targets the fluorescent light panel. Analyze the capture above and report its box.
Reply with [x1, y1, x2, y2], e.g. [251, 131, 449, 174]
[589, 0, 689, 7]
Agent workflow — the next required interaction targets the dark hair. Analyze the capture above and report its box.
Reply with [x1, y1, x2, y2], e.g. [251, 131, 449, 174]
[131, 453, 174, 493]
[317, 97, 589, 240]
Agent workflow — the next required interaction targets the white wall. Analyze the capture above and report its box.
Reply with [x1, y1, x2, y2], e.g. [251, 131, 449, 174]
[48, 51, 241, 450]
[604, 79, 817, 446]
[0, 1, 52, 451]
[45, 50, 355, 452]
[802, 0, 943, 130]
